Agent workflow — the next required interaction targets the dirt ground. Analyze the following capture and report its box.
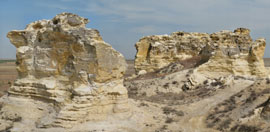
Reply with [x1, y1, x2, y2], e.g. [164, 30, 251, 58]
[0, 58, 269, 96]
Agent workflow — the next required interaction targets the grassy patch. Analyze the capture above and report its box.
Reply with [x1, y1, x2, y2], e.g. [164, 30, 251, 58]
[0, 60, 16, 64]
[162, 106, 184, 116]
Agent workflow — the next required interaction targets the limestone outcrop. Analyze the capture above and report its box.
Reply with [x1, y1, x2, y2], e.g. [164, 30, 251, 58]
[185, 29, 269, 89]
[196, 28, 267, 78]
[135, 32, 209, 73]
[125, 28, 270, 132]
[0, 13, 129, 130]
[134, 28, 269, 78]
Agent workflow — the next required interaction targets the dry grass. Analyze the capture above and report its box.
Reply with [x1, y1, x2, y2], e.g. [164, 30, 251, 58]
[264, 58, 270, 67]
[0, 60, 16, 64]
[0, 62, 17, 96]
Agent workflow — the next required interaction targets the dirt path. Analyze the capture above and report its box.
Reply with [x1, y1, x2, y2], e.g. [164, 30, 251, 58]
[178, 79, 254, 132]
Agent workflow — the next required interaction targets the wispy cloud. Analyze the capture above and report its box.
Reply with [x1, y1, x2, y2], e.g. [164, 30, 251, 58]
[1, 0, 270, 59]
[39, 4, 68, 10]
[36, 0, 270, 31]
[131, 25, 159, 34]
[79, 0, 270, 30]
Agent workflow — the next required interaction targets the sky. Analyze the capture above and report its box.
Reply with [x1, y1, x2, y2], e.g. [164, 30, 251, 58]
[0, 0, 270, 59]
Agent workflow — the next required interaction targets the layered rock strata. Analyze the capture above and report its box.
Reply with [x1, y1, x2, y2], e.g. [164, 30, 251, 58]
[0, 13, 129, 130]
[135, 28, 268, 78]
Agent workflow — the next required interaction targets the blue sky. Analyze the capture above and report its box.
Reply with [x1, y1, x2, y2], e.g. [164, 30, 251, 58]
[1, 0, 270, 59]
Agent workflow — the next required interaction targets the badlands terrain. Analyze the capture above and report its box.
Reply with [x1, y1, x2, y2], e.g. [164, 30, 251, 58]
[0, 13, 270, 132]
[1, 59, 269, 97]
[0, 59, 270, 131]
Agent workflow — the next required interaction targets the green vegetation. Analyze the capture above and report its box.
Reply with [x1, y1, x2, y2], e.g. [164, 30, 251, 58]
[0, 60, 16, 64]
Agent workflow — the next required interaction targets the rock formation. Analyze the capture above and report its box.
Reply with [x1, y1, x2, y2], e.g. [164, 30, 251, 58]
[135, 32, 209, 73]
[134, 28, 269, 78]
[125, 28, 270, 132]
[2, 12, 270, 131]
[196, 28, 267, 78]
[0, 13, 129, 131]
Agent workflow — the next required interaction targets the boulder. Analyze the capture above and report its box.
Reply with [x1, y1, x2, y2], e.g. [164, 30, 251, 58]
[1, 13, 129, 130]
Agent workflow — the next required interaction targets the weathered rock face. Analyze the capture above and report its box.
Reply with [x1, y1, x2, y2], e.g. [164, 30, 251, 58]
[185, 29, 269, 89]
[8, 13, 126, 82]
[134, 28, 268, 78]
[1, 13, 129, 130]
[196, 28, 267, 78]
[135, 32, 209, 73]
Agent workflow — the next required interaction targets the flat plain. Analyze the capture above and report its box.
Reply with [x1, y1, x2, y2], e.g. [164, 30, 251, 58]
[0, 61, 17, 96]
[265, 58, 270, 67]
[0, 58, 269, 96]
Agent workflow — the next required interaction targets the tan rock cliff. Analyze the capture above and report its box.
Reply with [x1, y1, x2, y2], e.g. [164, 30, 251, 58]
[135, 32, 209, 73]
[0, 13, 129, 130]
[135, 28, 269, 78]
